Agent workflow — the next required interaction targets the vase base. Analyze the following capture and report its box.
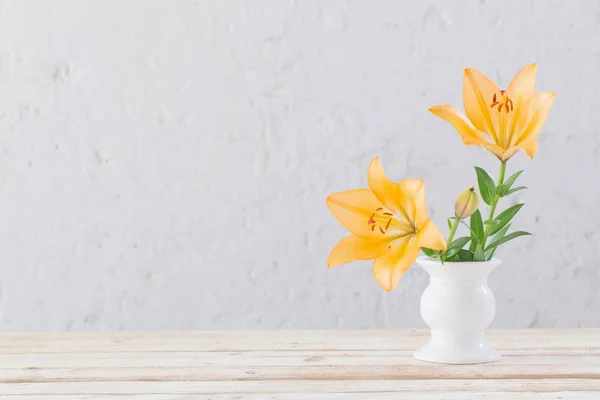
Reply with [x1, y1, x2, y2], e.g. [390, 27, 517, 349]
[414, 340, 501, 365]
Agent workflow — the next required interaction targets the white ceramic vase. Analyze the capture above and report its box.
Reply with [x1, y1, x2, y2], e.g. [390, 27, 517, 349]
[413, 256, 501, 364]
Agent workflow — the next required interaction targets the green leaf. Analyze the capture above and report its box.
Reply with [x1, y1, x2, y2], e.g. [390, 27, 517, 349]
[504, 170, 524, 190]
[473, 244, 486, 261]
[469, 240, 477, 252]
[444, 240, 470, 259]
[488, 204, 525, 236]
[459, 219, 473, 233]
[491, 223, 511, 243]
[443, 249, 460, 259]
[450, 236, 471, 250]
[485, 231, 532, 251]
[506, 186, 528, 195]
[475, 167, 496, 205]
[456, 219, 479, 252]
[421, 247, 440, 258]
[496, 184, 508, 197]
[447, 217, 455, 231]
[484, 219, 498, 230]
[457, 249, 474, 261]
[485, 247, 497, 261]
[484, 223, 510, 260]
[470, 209, 484, 244]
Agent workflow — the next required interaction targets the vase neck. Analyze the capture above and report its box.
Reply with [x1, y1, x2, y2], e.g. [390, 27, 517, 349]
[421, 262, 497, 284]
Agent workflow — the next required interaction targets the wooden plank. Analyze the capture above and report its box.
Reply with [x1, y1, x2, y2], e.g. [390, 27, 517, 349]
[0, 379, 599, 395]
[0, 351, 599, 368]
[0, 329, 596, 353]
[2, 347, 598, 369]
[0, 395, 598, 400]
[190, 395, 600, 400]
[0, 356, 599, 382]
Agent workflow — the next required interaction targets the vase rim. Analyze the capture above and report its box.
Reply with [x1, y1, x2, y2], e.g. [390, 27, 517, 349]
[416, 256, 502, 266]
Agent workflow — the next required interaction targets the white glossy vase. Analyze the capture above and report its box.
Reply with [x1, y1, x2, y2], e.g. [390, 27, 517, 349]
[413, 256, 501, 364]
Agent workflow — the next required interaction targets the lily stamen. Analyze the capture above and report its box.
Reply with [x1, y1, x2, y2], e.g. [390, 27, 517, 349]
[368, 208, 396, 235]
[490, 90, 514, 114]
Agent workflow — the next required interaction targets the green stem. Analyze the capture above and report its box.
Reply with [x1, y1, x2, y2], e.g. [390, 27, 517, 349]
[445, 217, 461, 251]
[482, 160, 507, 245]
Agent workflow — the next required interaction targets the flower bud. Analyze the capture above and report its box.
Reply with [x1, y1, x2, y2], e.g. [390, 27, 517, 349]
[454, 186, 479, 219]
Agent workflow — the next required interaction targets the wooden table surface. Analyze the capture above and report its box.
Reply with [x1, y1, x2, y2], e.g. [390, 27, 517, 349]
[0, 329, 597, 399]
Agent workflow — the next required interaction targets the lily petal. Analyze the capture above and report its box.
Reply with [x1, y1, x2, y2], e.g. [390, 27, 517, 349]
[398, 178, 427, 227]
[416, 218, 447, 250]
[500, 146, 521, 162]
[429, 105, 505, 159]
[516, 139, 539, 159]
[429, 105, 485, 143]
[507, 63, 537, 101]
[372, 238, 420, 291]
[506, 63, 538, 146]
[328, 235, 391, 267]
[463, 68, 501, 141]
[367, 157, 410, 223]
[326, 189, 389, 238]
[515, 92, 556, 146]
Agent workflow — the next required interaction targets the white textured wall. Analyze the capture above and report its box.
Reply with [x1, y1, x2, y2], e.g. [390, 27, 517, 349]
[0, 0, 598, 331]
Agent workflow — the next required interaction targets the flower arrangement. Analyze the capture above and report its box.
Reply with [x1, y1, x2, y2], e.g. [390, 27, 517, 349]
[326, 63, 555, 291]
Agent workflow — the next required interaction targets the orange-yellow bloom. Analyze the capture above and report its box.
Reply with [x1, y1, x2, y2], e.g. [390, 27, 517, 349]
[326, 157, 446, 291]
[429, 63, 555, 161]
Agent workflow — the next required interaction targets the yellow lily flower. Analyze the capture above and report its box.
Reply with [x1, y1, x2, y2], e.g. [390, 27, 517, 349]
[326, 157, 447, 291]
[429, 63, 556, 161]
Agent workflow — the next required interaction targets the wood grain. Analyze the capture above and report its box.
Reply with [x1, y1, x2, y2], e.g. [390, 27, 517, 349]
[0, 330, 597, 398]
